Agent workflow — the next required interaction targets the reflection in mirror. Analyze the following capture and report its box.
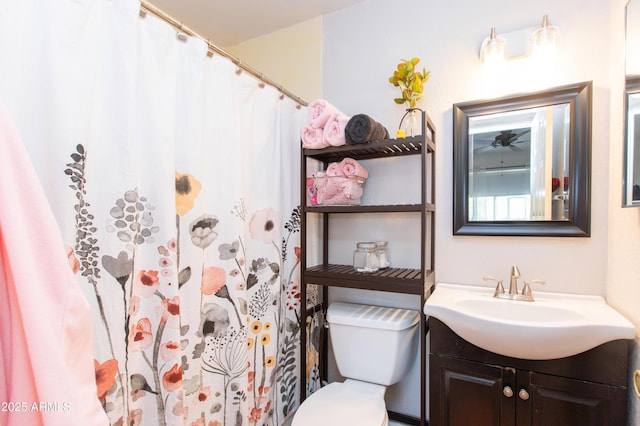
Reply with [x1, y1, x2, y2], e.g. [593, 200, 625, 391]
[453, 81, 592, 236]
[469, 104, 570, 221]
[624, 77, 640, 206]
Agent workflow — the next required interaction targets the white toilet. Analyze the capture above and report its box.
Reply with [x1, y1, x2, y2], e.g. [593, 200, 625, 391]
[293, 302, 420, 426]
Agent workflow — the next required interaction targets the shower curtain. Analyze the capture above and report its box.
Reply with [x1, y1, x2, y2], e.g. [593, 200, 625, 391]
[0, 1, 320, 425]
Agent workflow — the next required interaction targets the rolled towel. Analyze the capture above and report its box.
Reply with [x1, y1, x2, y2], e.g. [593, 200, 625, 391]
[323, 113, 350, 147]
[345, 114, 389, 144]
[339, 157, 368, 179]
[301, 124, 328, 149]
[307, 98, 340, 129]
[325, 162, 343, 177]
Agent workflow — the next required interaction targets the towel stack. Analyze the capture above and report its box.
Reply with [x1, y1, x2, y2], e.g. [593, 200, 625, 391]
[301, 99, 351, 149]
[313, 157, 368, 205]
[300, 99, 390, 148]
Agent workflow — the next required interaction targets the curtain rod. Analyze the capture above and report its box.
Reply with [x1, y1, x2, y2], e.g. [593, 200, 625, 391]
[139, 1, 308, 107]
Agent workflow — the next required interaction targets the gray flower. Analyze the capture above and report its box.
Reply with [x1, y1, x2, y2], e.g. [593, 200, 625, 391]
[189, 215, 219, 249]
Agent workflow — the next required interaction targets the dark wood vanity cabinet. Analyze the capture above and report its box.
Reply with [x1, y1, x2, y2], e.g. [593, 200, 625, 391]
[429, 318, 629, 426]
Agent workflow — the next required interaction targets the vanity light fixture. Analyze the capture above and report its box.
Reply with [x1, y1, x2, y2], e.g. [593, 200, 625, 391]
[479, 15, 559, 64]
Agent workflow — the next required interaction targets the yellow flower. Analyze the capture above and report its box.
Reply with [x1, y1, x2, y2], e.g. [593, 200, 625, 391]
[175, 172, 202, 216]
[247, 338, 255, 350]
[250, 321, 262, 334]
[396, 129, 407, 139]
[261, 334, 271, 345]
[264, 322, 271, 331]
[265, 356, 275, 368]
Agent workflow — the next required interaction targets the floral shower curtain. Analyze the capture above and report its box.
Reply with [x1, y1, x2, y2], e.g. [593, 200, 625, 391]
[0, 1, 320, 425]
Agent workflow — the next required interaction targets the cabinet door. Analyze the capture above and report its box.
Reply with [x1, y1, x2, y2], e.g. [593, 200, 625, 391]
[528, 372, 627, 426]
[430, 355, 516, 426]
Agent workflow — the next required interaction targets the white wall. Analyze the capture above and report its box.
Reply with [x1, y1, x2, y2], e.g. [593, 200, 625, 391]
[323, 0, 614, 295]
[227, 17, 322, 103]
[322, 0, 639, 422]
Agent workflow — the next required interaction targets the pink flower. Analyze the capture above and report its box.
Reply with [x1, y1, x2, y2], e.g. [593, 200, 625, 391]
[249, 407, 262, 423]
[201, 266, 226, 295]
[158, 296, 180, 325]
[136, 270, 160, 298]
[162, 363, 183, 392]
[129, 318, 153, 351]
[161, 341, 181, 362]
[248, 208, 280, 244]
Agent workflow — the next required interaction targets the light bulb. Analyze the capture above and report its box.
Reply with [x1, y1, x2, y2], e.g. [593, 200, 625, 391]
[531, 15, 559, 60]
[480, 27, 507, 66]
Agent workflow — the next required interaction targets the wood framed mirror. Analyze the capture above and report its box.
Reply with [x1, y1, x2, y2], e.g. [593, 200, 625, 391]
[624, 76, 640, 206]
[453, 81, 592, 236]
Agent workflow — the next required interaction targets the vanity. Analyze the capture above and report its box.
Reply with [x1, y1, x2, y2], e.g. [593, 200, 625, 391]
[425, 283, 635, 426]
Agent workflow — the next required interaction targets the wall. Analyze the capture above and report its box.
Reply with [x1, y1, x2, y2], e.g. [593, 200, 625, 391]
[321, 0, 639, 422]
[607, 0, 640, 422]
[227, 17, 322, 103]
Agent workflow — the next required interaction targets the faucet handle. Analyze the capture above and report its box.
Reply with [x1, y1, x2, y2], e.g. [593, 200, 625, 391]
[483, 275, 505, 297]
[522, 279, 545, 300]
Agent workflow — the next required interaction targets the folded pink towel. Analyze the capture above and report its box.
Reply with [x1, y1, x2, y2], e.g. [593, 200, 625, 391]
[339, 157, 368, 179]
[307, 98, 340, 129]
[323, 113, 350, 147]
[301, 124, 328, 149]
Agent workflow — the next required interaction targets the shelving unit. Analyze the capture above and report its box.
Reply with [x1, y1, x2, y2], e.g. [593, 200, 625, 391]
[299, 110, 436, 426]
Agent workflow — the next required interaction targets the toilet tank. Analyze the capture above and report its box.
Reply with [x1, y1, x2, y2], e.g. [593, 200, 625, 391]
[327, 302, 420, 386]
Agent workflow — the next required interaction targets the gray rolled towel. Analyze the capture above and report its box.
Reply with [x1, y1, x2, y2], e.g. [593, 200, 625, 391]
[345, 114, 389, 144]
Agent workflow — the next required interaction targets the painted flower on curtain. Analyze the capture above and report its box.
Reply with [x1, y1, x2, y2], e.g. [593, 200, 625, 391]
[175, 196, 303, 426]
[64, 146, 187, 425]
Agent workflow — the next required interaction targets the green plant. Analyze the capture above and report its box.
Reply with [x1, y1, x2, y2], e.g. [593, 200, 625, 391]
[388, 57, 430, 108]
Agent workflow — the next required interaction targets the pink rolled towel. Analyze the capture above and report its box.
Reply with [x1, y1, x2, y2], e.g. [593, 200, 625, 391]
[307, 98, 340, 129]
[301, 124, 328, 149]
[339, 157, 368, 179]
[325, 162, 343, 177]
[323, 113, 350, 147]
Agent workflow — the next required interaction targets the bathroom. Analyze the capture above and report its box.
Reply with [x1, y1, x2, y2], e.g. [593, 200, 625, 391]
[0, 0, 638, 425]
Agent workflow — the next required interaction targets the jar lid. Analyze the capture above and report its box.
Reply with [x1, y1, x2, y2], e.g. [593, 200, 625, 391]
[375, 241, 387, 248]
[356, 242, 376, 249]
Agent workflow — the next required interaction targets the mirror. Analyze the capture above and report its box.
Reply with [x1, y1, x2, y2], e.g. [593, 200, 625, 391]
[624, 77, 640, 206]
[623, 0, 640, 206]
[453, 81, 592, 236]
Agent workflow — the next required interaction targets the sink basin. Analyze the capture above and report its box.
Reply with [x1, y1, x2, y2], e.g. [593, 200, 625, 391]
[424, 283, 636, 360]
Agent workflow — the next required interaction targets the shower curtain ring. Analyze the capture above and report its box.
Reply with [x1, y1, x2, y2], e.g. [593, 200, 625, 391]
[206, 39, 213, 57]
[258, 74, 265, 89]
[175, 21, 187, 42]
[235, 60, 243, 75]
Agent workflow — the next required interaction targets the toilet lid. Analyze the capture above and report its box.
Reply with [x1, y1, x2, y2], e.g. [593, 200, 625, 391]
[293, 382, 387, 426]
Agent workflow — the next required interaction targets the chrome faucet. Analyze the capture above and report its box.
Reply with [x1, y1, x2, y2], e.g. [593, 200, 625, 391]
[509, 265, 521, 295]
[483, 266, 545, 302]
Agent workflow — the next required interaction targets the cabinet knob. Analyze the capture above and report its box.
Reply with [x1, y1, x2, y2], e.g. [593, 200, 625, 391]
[503, 386, 514, 398]
[518, 389, 530, 400]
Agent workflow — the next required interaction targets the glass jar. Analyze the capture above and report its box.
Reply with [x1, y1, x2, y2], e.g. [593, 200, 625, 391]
[353, 242, 379, 273]
[375, 241, 390, 268]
